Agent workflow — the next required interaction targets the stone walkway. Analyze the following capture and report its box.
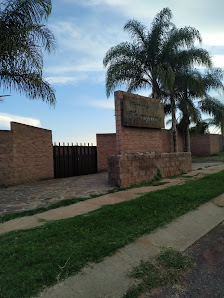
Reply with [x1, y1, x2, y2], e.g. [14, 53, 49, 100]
[0, 161, 222, 216]
[0, 172, 113, 215]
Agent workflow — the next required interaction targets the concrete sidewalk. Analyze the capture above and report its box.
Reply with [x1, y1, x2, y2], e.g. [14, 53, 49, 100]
[1, 163, 224, 234]
[38, 198, 224, 298]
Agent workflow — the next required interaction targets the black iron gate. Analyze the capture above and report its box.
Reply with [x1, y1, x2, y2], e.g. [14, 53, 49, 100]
[53, 144, 97, 178]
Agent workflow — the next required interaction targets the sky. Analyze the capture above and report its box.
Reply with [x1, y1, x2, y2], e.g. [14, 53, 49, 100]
[0, 0, 224, 144]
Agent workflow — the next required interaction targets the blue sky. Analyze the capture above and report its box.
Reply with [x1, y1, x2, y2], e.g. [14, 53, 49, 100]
[1, 0, 224, 144]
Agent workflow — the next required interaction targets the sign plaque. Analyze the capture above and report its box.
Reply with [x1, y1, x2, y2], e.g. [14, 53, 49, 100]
[122, 96, 164, 129]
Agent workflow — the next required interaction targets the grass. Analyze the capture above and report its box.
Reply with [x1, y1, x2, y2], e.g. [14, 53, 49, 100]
[1, 170, 224, 298]
[192, 151, 224, 163]
[124, 249, 193, 297]
[0, 181, 167, 224]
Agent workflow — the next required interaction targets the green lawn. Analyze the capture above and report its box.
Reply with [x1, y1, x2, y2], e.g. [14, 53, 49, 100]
[1, 170, 224, 298]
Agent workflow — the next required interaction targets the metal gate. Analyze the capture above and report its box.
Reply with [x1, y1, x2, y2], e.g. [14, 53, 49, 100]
[53, 144, 97, 178]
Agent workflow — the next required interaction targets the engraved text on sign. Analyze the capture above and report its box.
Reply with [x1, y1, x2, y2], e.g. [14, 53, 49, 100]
[122, 96, 165, 129]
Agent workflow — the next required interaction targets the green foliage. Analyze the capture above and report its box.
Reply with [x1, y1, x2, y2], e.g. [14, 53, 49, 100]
[125, 249, 193, 297]
[0, 0, 56, 103]
[1, 170, 224, 297]
[200, 95, 224, 129]
[157, 249, 193, 270]
[103, 7, 212, 100]
[154, 168, 162, 181]
[103, 7, 215, 152]
[189, 120, 210, 135]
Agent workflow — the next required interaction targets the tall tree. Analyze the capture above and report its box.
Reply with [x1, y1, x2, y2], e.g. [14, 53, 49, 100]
[103, 7, 211, 152]
[0, 0, 56, 104]
[200, 95, 224, 150]
[179, 69, 223, 151]
[164, 68, 224, 151]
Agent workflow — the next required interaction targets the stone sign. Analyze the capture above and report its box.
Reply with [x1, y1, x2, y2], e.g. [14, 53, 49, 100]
[122, 96, 164, 129]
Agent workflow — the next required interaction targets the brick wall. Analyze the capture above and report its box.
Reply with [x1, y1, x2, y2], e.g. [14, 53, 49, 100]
[115, 91, 185, 154]
[96, 130, 185, 172]
[115, 91, 161, 154]
[108, 152, 192, 187]
[190, 135, 210, 156]
[0, 131, 14, 185]
[0, 122, 54, 186]
[209, 134, 223, 154]
[161, 129, 184, 153]
[107, 91, 192, 187]
[96, 91, 186, 173]
[190, 134, 223, 156]
[96, 133, 116, 171]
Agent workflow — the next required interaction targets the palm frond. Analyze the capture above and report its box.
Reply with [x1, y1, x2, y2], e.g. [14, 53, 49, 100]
[173, 48, 212, 69]
[105, 59, 149, 97]
[200, 96, 224, 123]
[1, 0, 52, 24]
[203, 68, 224, 92]
[124, 19, 146, 44]
[0, 0, 56, 104]
[103, 42, 141, 67]
[0, 69, 56, 104]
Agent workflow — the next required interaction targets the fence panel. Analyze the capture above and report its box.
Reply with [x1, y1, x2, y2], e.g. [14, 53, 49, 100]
[53, 144, 97, 178]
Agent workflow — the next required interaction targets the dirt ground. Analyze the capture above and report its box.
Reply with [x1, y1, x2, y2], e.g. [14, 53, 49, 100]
[141, 221, 224, 298]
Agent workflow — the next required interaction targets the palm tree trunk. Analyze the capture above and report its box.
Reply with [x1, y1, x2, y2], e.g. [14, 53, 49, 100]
[186, 125, 191, 152]
[152, 81, 160, 100]
[171, 95, 178, 152]
[222, 125, 224, 152]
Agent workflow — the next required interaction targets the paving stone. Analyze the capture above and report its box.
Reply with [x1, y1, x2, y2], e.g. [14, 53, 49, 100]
[0, 172, 113, 215]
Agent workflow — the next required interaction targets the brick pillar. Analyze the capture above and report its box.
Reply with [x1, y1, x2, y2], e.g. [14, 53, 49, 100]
[114, 91, 124, 154]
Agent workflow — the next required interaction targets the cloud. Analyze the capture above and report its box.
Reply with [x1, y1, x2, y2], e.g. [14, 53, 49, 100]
[50, 21, 120, 60]
[74, 97, 114, 109]
[46, 61, 104, 74]
[64, 0, 224, 38]
[88, 99, 114, 109]
[45, 71, 105, 86]
[202, 33, 224, 47]
[212, 55, 224, 68]
[45, 75, 86, 85]
[0, 113, 41, 129]
[46, 20, 123, 85]
[46, 1, 224, 89]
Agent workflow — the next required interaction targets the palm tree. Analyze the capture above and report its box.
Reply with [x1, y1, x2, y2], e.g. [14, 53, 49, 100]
[164, 68, 224, 151]
[200, 95, 224, 150]
[103, 7, 212, 152]
[0, 0, 56, 104]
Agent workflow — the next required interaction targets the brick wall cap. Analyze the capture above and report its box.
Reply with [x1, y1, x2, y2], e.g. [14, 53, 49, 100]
[11, 122, 52, 132]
